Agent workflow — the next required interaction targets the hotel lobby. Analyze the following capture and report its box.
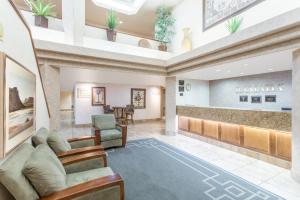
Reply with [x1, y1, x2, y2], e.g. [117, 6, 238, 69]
[1, 0, 300, 199]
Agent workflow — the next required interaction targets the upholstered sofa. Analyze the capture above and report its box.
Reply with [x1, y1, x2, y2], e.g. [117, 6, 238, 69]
[0, 143, 124, 200]
[91, 114, 127, 149]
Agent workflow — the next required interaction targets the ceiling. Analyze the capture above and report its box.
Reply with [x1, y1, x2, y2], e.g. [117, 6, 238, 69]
[14, 0, 182, 39]
[177, 49, 293, 81]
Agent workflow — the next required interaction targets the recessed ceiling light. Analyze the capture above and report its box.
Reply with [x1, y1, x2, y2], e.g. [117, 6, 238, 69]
[240, 72, 244, 75]
[119, 20, 123, 24]
[268, 68, 273, 71]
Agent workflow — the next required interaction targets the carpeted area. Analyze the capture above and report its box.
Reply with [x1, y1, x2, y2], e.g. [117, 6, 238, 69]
[107, 138, 284, 200]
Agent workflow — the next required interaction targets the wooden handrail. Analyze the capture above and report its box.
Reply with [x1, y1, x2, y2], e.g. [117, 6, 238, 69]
[61, 151, 107, 167]
[56, 146, 104, 158]
[41, 174, 124, 200]
[9, 0, 51, 118]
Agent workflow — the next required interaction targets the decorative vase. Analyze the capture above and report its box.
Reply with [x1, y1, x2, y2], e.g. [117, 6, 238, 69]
[35, 16, 48, 28]
[158, 43, 167, 51]
[182, 27, 192, 52]
[106, 29, 117, 42]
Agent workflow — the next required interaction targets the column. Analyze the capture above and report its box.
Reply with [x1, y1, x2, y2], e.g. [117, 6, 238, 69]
[292, 49, 300, 183]
[165, 76, 177, 135]
[40, 62, 61, 131]
[62, 0, 85, 45]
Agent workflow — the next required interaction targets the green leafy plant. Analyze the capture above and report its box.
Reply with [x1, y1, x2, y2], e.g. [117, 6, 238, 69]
[154, 6, 176, 45]
[107, 9, 118, 30]
[226, 16, 243, 34]
[28, 0, 55, 17]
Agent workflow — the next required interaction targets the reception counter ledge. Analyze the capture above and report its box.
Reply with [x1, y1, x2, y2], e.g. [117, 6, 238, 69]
[177, 106, 291, 162]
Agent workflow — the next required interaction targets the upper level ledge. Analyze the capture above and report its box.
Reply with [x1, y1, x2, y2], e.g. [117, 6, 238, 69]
[35, 39, 170, 67]
[31, 7, 300, 75]
[167, 7, 300, 73]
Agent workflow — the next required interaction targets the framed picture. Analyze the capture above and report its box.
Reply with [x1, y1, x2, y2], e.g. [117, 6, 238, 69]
[178, 80, 185, 85]
[203, 0, 264, 30]
[178, 86, 185, 92]
[77, 88, 90, 98]
[131, 88, 146, 109]
[91, 87, 106, 106]
[239, 95, 248, 102]
[251, 96, 262, 103]
[0, 53, 36, 158]
[265, 95, 276, 103]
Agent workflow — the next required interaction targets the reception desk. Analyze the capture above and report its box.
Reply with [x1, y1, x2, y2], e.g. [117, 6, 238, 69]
[177, 106, 292, 161]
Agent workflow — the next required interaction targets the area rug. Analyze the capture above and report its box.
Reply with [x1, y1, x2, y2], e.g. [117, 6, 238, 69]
[107, 138, 284, 200]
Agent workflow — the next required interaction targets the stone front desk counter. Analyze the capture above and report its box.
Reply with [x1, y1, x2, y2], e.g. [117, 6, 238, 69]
[177, 106, 291, 161]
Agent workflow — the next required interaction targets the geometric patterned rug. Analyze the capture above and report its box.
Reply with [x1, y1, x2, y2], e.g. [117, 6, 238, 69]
[107, 138, 284, 200]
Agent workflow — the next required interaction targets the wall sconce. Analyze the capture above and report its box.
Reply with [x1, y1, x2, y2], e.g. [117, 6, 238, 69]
[0, 22, 3, 41]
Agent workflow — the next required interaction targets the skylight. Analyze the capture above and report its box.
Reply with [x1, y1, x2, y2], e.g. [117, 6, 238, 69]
[92, 0, 146, 15]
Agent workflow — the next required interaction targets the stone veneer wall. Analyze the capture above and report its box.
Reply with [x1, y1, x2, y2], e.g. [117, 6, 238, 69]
[40, 64, 61, 131]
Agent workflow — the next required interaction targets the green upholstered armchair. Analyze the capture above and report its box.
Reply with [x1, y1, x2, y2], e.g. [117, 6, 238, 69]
[91, 114, 127, 149]
[0, 144, 124, 200]
[32, 128, 107, 170]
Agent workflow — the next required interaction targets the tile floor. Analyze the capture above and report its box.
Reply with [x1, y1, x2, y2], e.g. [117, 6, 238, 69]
[60, 112, 300, 200]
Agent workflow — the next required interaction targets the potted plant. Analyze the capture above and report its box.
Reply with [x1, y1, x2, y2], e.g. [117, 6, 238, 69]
[154, 6, 176, 52]
[28, 0, 55, 28]
[226, 16, 243, 34]
[106, 9, 118, 42]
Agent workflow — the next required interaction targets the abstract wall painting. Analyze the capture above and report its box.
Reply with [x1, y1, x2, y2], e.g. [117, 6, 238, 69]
[131, 88, 146, 109]
[203, 0, 264, 30]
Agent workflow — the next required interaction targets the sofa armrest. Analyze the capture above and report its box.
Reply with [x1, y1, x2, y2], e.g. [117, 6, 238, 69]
[56, 146, 104, 159]
[40, 174, 124, 200]
[68, 136, 97, 143]
[92, 126, 101, 145]
[61, 151, 107, 167]
[68, 136, 99, 149]
[116, 124, 127, 147]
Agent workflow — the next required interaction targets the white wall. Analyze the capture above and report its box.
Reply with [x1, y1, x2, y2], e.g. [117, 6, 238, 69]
[59, 67, 165, 125]
[0, 0, 50, 161]
[176, 78, 210, 107]
[171, 0, 300, 53]
[0, 0, 50, 129]
[75, 83, 161, 124]
[60, 67, 166, 91]
[209, 71, 292, 111]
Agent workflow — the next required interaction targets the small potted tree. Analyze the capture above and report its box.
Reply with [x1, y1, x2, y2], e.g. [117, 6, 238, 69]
[106, 9, 118, 42]
[154, 6, 176, 51]
[226, 16, 243, 34]
[28, 0, 55, 28]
